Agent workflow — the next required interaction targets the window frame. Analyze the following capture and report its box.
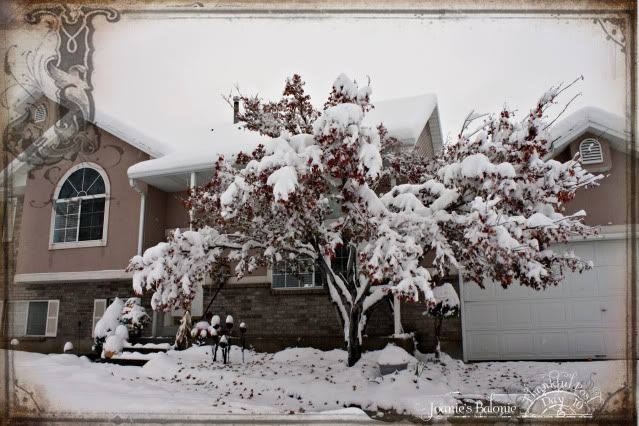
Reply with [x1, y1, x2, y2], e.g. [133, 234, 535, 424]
[271, 257, 322, 289]
[6, 300, 59, 337]
[49, 163, 110, 250]
[578, 138, 604, 165]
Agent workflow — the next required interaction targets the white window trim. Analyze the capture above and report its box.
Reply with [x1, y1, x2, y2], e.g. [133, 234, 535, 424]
[579, 138, 604, 165]
[92, 299, 107, 338]
[6, 299, 59, 337]
[49, 162, 110, 250]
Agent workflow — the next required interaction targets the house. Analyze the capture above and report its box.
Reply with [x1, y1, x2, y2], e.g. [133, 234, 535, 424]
[1, 91, 448, 354]
[2, 80, 633, 359]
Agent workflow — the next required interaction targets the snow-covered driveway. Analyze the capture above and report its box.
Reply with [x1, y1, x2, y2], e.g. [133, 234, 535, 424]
[2, 346, 627, 422]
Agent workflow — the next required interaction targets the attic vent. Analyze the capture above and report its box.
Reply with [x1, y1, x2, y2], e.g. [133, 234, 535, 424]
[579, 138, 603, 165]
[33, 104, 47, 123]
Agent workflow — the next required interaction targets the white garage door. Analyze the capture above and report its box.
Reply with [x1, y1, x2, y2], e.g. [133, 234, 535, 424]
[462, 238, 628, 361]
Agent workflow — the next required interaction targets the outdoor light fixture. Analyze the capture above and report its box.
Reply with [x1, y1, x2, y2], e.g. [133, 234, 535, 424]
[207, 314, 245, 364]
[226, 315, 234, 330]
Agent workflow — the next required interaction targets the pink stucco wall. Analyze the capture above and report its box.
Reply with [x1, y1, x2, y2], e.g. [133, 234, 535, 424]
[563, 133, 633, 227]
[16, 127, 149, 274]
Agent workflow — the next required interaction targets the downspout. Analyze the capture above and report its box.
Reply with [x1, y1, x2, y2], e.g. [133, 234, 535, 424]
[189, 172, 196, 230]
[129, 178, 154, 335]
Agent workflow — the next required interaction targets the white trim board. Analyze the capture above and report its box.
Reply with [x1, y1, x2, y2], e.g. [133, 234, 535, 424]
[14, 270, 131, 284]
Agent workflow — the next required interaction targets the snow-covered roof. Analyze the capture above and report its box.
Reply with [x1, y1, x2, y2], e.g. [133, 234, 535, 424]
[549, 107, 630, 156]
[128, 94, 440, 191]
[128, 123, 272, 179]
[363, 94, 438, 143]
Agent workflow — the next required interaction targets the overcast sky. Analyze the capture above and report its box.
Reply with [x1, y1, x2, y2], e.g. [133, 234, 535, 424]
[89, 14, 626, 147]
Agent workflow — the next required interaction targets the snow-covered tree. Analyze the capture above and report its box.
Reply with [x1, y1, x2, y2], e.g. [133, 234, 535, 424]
[423, 282, 460, 359]
[128, 74, 601, 366]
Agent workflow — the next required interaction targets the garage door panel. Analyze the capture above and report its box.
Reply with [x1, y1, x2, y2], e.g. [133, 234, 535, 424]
[601, 298, 626, 326]
[499, 303, 533, 329]
[570, 299, 606, 326]
[467, 333, 500, 359]
[501, 333, 533, 355]
[563, 269, 597, 296]
[595, 240, 625, 266]
[464, 303, 499, 330]
[572, 332, 606, 357]
[535, 301, 568, 327]
[534, 332, 570, 355]
[596, 266, 626, 294]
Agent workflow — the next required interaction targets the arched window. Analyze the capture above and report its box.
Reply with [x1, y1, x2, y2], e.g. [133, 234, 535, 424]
[51, 165, 109, 245]
[579, 138, 604, 165]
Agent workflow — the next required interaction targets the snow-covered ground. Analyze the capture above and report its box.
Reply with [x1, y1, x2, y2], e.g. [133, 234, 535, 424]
[2, 346, 627, 422]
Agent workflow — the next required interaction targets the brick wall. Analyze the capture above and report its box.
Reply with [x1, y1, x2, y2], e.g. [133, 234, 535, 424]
[202, 280, 462, 355]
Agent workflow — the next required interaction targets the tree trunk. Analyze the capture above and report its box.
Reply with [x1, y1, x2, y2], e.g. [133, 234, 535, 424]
[434, 317, 442, 359]
[347, 303, 363, 367]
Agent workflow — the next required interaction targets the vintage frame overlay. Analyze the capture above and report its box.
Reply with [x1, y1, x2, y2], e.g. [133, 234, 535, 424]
[0, 1, 636, 424]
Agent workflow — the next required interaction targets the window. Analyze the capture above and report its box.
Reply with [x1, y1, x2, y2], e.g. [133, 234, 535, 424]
[272, 257, 320, 288]
[50, 164, 109, 248]
[579, 138, 604, 165]
[33, 103, 47, 123]
[6, 300, 59, 337]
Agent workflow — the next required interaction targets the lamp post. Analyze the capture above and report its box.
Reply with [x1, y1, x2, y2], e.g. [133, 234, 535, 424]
[211, 315, 220, 362]
[239, 322, 247, 363]
[225, 315, 233, 363]
[219, 335, 229, 364]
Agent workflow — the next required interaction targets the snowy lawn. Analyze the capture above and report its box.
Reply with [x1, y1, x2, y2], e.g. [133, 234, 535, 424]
[4, 346, 626, 421]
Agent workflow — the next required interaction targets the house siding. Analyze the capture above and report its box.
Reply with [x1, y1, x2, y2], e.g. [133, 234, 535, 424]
[15, 126, 149, 275]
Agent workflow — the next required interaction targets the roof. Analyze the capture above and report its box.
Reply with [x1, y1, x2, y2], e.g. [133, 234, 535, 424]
[549, 107, 631, 156]
[128, 123, 272, 179]
[128, 94, 440, 191]
[363, 94, 438, 143]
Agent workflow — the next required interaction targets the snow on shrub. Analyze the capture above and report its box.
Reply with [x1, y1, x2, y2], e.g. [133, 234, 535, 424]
[94, 297, 124, 340]
[63, 342, 74, 352]
[115, 324, 129, 341]
[104, 335, 124, 358]
[121, 297, 150, 333]
[377, 344, 413, 366]
[191, 320, 215, 346]
[94, 297, 149, 357]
